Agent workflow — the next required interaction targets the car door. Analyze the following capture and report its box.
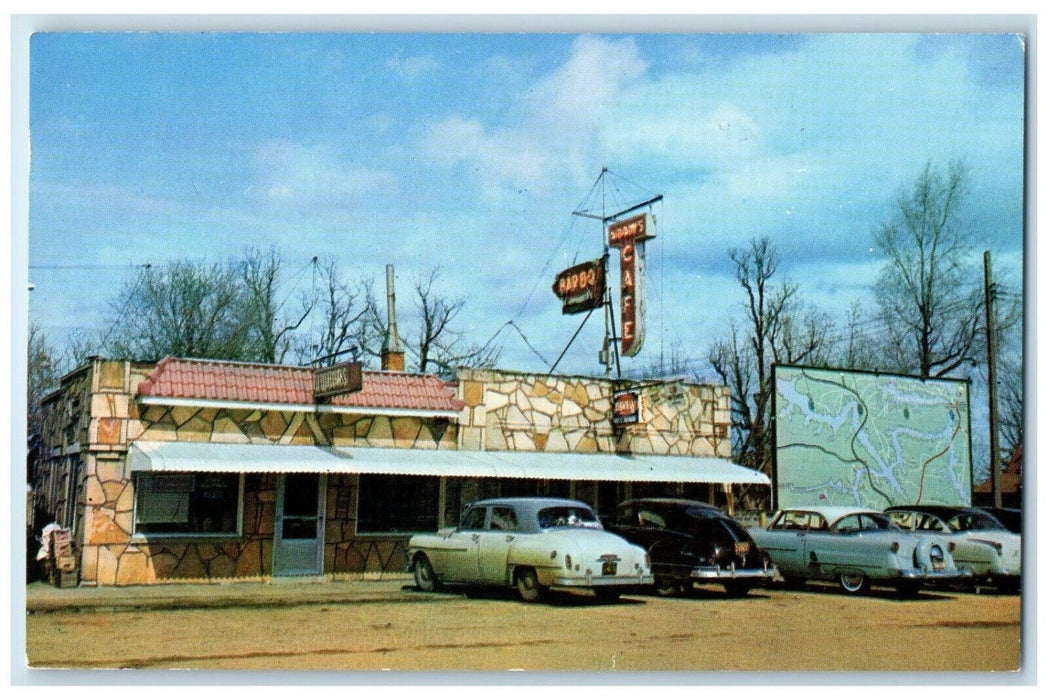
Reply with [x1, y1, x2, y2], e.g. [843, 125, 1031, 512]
[808, 514, 883, 577]
[442, 505, 487, 583]
[476, 505, 518, 584]
[763, 511, 820, 576]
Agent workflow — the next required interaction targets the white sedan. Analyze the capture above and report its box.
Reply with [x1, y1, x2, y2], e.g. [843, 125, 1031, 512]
[407, 497, 653, 603]
[885, 505, 1022, 591]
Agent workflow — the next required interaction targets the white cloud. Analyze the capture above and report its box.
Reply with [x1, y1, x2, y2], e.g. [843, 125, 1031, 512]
[254, 141, 398, 209]
[422, 36, 647, 198]
[387, 53, 440, 80]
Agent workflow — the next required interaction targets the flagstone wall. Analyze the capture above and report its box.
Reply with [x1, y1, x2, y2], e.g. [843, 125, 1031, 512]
[33, 359, 452, 586]
[455, 369, 731, 458]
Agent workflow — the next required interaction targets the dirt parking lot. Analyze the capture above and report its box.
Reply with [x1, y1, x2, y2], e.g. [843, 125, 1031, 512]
[25, 583, 1022, 673]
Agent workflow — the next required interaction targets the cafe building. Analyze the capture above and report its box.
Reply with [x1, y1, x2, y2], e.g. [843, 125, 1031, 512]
[30, 350, 768, 587]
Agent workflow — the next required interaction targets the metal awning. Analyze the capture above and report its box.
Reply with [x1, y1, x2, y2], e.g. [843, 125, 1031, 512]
[128, 440, 769, 485]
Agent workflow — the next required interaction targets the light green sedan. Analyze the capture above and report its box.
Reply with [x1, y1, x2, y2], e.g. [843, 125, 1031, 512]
[749, 506, 966, 597]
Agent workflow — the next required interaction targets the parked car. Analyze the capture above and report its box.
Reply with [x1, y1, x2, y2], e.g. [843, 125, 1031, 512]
[885, 505, 1022, 591]
[406, 497, 653, 603]
[749, 506, 965, 597]
[604, 498, 775, 597]
[978, 507, 1022, 534]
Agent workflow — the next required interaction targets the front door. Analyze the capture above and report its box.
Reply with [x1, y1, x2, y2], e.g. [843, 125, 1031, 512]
[273, 474, 325, 577]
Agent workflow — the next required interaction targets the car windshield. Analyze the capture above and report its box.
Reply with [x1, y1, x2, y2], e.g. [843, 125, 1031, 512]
[537, 506, 601, 530]
[948, 511, 1005, 532]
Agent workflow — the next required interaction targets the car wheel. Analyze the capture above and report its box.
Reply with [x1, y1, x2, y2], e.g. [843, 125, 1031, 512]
[413, 554, 439, 592]
[515, 567, 545, 603]
[724, 581, 752, 597]
[839, 572, 870, 595]
[594, 589, 621, 603]
[896, 581, 922, 598]
[654, 576, 682, 597]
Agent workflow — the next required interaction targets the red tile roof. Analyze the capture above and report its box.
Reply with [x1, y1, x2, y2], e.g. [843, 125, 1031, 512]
[137, 357, 464, 413]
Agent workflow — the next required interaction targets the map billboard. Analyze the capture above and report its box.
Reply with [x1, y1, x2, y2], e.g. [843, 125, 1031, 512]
[772, 365, 972, 509]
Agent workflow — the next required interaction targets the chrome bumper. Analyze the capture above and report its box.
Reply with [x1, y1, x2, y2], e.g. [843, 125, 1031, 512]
[690, 564, 776, 581]
[898, 567, 967, 580]
[551, 573, 654, 589]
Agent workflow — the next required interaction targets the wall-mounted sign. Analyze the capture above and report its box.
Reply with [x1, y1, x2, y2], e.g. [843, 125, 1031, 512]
[612, 389, 642, 426]
[552, 257, 606, 315]
[313, 361, 363, 400]
[607, 213, 654, 357]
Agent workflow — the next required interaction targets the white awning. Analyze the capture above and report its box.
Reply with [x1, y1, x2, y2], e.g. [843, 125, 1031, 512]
[128, 440, 769, 485]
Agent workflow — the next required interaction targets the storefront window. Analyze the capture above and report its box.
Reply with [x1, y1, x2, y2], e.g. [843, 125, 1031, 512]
[357, 474, 439, 534]
[134, 472, 241, 536]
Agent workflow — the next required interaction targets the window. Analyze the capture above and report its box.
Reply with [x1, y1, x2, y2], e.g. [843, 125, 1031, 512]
[357, 474, 439, 534]
[834, 515, 862, 533]
[538, 506, 601, 529]
[134, 472, 241, 536]
[637, 509, 667, 529]
[459, 506, 487, 531]
[489, 506, 518, 531]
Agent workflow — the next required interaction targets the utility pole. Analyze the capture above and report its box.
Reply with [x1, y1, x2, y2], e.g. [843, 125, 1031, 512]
[983, 251, 1002, 509]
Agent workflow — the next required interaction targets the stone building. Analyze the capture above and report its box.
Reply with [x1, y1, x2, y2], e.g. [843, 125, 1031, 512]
[29, 356, 767, 587]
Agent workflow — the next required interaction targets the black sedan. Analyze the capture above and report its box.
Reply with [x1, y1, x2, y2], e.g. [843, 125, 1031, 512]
[605, 498, 775, 597]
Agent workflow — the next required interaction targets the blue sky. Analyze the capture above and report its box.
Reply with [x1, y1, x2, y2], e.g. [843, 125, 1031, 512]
[26, 31, 1026, 379]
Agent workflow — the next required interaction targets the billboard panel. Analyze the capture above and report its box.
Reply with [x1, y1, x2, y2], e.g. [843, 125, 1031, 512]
[773, 365, 972, 509]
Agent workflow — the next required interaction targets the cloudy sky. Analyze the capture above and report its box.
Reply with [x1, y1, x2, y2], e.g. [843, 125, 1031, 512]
[25, 30, 1026, 379]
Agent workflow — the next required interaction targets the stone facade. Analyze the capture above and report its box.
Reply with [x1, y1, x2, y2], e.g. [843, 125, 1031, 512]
[456, 368, 731, 459]
[32, 360, 736, 587]
[34, 359, 455, 586]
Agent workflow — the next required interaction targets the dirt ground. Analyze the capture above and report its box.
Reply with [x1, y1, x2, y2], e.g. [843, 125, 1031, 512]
[25, 583, 1022, 673]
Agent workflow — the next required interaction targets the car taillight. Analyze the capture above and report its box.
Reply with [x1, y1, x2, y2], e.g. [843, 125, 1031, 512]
[891, 542, 900, 553]
[948, 542, 956, 552]
[565, 554, 572, 570]
[644, 552, 651, 568]
[550, 550, 557, 559]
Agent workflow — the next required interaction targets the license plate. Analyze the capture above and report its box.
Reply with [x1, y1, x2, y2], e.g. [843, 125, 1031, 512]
[734, 542, 750, 555]
[933, 560, 944, 571]
[602, 561, 617, 576]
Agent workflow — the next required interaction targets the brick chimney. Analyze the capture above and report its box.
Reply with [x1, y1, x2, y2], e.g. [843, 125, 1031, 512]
[381, 264, 405, 372]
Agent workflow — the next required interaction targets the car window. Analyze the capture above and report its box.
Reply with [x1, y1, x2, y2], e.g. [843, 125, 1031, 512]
[775, 511, 814, 530]
[948, 512, 1000, 532]
[614, 505, 635, 527]
[915, 514, 946, 532]
[489, 506, 518, 532]
[834, 515, 862, 533]
[459, 507, 487, 531]
[888, 511, 915, 529]
[537, 506, 601, 529]
[860, 513, 893, 530]
[637, 509, 667, 529]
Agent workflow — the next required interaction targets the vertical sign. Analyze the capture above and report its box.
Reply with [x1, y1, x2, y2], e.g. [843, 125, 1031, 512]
[607, 213, 654, 357]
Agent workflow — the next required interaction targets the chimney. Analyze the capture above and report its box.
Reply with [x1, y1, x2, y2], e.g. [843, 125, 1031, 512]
[381, 264, 405, 372]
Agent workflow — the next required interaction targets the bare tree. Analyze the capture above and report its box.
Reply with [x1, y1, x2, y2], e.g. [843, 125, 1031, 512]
[27, 324, 63, 437]
[707, 320, 756, 459]
[363, 267, 500, 377]
[706, 237, 841, 499]
[104, 259, 253, 362]
[873, 161, 983, 378]
[837, 301, 880, 371]
[298, 258, 375, 367]
[411, 268, 501, 376]
[240, 247, 311, 363]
